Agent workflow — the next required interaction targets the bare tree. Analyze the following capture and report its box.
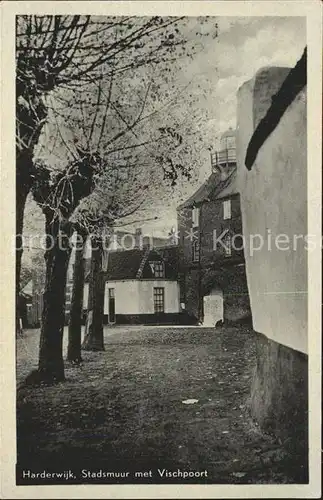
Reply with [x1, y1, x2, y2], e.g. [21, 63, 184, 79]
[20, 15, 217, 382]
[16, 14, 216, 333]
[27, 152, 101, 383]
[26, 95, 193, 381]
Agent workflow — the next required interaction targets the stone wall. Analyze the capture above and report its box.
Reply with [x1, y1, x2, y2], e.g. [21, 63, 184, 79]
[250, 333, 308, 472]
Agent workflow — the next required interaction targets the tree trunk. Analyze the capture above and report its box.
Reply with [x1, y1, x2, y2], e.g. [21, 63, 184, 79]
[67, 231, 87, 363]
[35, 216, 72, 383]
[16, 155, 34, 336]
[82, 237, 105, 351]
[16, 81, 47, 335]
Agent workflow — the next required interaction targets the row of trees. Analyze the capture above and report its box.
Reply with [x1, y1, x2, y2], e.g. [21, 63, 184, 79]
[17, 15, 218, 384]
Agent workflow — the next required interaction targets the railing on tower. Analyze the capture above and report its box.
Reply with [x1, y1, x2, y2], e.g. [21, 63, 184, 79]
[211, 147, 236, 171]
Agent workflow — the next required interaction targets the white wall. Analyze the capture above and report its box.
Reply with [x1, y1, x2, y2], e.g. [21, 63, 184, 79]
[237, 68, 307, 354]
[104, 280, 139, 315]
[84, 280, 180, 315]
[138, 280, 180, 314]
[203, 289, 224, 327]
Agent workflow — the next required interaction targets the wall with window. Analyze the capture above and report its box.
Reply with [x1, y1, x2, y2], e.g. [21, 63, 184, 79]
[177, 191, 247, 323]
[83, 282, 140, 316]
[138, 280, 180, 314]
[83, 280, 180, 316]
[199, 193, 243, 267]
[177, 197, 243, 269]
[102, 281, 140, 315]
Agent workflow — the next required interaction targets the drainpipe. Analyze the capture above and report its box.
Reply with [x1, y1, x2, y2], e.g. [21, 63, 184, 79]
[198, 206, 203, 323]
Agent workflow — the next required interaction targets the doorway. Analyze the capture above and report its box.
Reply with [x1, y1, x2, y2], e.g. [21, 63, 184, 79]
[203, 288, 223, 327]
[108, 288, 116, 324]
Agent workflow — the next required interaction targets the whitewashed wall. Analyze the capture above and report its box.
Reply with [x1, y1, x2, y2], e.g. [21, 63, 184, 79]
[83, 280, 180, 315]
[75, 280, 180, 315]
[103, 280, 139, 315]
[237, 68, 307, 354]
[138, 280, 180, 314]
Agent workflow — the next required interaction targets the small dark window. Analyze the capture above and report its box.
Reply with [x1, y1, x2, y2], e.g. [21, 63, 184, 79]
[192, 240, 200, 262]
[223, 233, 232, 256]
[153, 287, 165, 313]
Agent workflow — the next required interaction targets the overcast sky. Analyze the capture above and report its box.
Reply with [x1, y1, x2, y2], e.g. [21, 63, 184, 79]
[140, 16, 306, 238]
[25, 16, 307, 245]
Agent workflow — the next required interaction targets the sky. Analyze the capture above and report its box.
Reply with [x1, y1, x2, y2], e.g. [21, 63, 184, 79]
[24, 16, 306, 247]
[139, 16, 306, 238]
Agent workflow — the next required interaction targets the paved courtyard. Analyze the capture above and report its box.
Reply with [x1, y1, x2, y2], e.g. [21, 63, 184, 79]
[16, 325, 307, 484]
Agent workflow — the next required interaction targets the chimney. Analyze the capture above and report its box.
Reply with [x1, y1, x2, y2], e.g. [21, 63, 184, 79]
[135, 228, 143, 249]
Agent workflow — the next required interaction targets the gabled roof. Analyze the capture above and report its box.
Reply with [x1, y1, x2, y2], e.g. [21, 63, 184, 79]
[85, 245, 179, 282]
[216, 169, 238, 199]
[177, 167, 238, 210]
[105, 248, 146, 280]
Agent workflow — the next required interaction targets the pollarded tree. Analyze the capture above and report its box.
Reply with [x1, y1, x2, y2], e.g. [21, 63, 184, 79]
[28, 96, 193, 381]
[24, 17, 218, 382]
[29, 151, 102, 383]
[76, 181, 150, 354]
[16, 14, 217, 333]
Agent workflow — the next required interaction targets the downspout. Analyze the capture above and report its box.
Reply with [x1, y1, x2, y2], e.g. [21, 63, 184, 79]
[198, 206, 203, 323]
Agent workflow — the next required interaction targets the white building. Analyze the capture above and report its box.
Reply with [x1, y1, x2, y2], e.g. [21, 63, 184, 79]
[83, 246, 181, 325]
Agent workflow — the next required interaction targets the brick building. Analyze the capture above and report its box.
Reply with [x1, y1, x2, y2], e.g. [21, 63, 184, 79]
[177, 129, 251, 326]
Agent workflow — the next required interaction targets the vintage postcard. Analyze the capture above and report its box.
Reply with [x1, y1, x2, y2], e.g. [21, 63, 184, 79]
[0, 1, 322, 498]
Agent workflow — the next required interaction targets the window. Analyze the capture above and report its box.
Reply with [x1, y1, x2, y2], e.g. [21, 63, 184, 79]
[192, 207, 200, 227]
[223, 199, 232, 220]
[149, 261, 165, 278]
[223, 233, 232, 257]
[192, 240, 200, 262]
[154, 287, 165, 313]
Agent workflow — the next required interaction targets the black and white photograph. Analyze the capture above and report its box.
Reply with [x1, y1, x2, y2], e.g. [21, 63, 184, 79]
[0, 1, 322, 498]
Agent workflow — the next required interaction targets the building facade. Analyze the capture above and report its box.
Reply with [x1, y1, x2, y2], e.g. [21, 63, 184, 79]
[177, 129, 251, 326]
[83, 245, 184, 325]
[236, 52, 308, 457]
[65, 228, 174, 324]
